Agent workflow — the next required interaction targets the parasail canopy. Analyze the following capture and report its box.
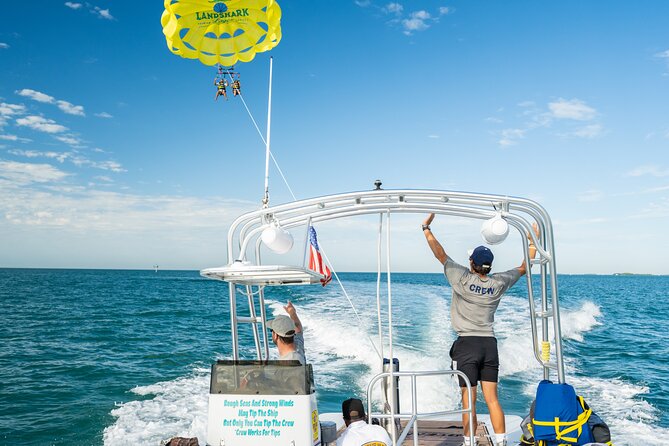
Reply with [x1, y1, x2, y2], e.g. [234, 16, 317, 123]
[161, 0, 282, 66]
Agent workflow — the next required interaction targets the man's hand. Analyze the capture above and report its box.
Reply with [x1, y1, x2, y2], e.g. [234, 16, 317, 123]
[284, 300, 303, 333]
[527, 223, 540, 244]
[423, 213, 435, 227]
[284, 301, 297, 319]
[518, 223, 540, 276]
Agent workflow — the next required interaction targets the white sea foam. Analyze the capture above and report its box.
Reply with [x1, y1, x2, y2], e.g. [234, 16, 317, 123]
[104, 282, 667, 445]
[103, 370, 209, 445]
[495, 295, 604, 377]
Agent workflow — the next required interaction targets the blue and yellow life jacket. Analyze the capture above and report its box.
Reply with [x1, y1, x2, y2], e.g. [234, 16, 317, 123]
[532, 380, 596, 446]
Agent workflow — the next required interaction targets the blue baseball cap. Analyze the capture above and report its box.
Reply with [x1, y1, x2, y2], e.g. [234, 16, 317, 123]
[469, 246, 494, 267]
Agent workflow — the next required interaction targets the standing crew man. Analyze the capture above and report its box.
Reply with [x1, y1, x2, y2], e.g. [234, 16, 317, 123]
[422, 213, 538, 446]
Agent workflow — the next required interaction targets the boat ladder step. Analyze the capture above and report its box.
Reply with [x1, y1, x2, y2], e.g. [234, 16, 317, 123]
[534, 310, 553, 318]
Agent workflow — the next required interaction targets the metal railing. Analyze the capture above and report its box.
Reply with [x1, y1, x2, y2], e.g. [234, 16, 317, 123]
[366, 369, 476, 446]
[204, 188, 567, 384]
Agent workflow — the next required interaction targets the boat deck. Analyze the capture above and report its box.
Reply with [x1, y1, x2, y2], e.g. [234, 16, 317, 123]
[399, 420, 492, 445]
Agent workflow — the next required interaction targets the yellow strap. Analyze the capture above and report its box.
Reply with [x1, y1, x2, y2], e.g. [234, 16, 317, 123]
[541, 341, 551, 362]
[532, 406, 591, 443]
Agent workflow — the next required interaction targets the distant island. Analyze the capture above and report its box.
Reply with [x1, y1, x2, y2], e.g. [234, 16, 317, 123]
[613, 272, 655, 276]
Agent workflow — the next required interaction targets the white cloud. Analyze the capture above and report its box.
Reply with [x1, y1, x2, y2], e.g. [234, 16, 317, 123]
[56, 100, 85, 116]
[16, 116, 68, 134]
[0, 134, 31, 143]
[78, 159, 125, 172]
[577, 189, 603, 203]
[17, 89, 86, 116]
[9, 148, 124, 172]
[427, 134, 440, 139]
[65, 3, 114, 21]
[499, 128, 525, 146]
[626, 165, 669, 178]
[54, 134, 85, 147]
[0, 102, 27, 127]
[362, 3, 449, 34]
[0, 160, 70, 185]
[493, 98, 602, 146]
[9, 149, 72, 164]
[384, 2, 404, 14]
[9, 149, 70, 163]
[0, 103, 26, 118]
[548, 98, 597, 121]
[402, 10, 432, 34]
[17, 89, 55, 104]
[94, 7, 114, 20]
[643, 185, 669, 194]
[572, 123, 603, 138]
[0, 183, 253, 235]
[95, 112, 113, 119]
[0, 43, 9, 49]
[655, 49, 669, 59]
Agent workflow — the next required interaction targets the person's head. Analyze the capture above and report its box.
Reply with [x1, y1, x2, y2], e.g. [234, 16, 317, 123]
[267, 315, 296, 346]
[342, 398, 366, 426]
[469, 245, 494, 275]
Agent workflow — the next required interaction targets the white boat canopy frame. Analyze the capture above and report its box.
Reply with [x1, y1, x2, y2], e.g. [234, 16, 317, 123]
[201, 188, 567, 384]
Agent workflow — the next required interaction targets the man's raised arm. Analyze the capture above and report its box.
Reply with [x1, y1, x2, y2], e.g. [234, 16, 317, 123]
[422, 213, 447, 265]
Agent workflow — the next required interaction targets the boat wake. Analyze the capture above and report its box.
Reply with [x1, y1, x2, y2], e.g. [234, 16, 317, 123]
[104, 283, 668, 446]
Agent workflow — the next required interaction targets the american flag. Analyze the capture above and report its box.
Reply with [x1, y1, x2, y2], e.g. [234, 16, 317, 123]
[308, 226, 332, 286]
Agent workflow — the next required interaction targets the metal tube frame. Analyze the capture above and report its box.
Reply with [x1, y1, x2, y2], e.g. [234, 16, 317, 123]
[214, 188, 565, 383]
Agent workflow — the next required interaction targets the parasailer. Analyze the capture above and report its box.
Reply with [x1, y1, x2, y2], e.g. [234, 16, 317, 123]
[161, 0, 281, 97]
[215, 78, 228, 101]
[232, 76, 241, 96]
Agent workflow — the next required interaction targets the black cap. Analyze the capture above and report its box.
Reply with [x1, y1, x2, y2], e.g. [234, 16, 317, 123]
[342, 398, 366, 420]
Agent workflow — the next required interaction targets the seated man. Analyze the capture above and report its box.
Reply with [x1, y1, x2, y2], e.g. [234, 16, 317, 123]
[267, 301, 305, 365]
[337, 398, 392, 446]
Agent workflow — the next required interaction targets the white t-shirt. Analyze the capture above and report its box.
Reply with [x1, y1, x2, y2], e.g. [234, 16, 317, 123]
[337, 420, 392, 446]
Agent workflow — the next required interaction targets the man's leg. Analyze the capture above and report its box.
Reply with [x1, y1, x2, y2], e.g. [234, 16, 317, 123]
[460, 384, 478, 437]
[480, 381, 505, 434]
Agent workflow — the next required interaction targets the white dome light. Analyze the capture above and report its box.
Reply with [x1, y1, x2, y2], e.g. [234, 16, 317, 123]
[261, 223, 294, 254]
[481, 213, 509, 245]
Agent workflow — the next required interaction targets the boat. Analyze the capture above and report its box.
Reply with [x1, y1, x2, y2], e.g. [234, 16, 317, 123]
[198, 185, 569, 446]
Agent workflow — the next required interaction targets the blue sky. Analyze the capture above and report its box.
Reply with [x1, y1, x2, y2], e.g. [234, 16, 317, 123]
[1, 1, 668, 274]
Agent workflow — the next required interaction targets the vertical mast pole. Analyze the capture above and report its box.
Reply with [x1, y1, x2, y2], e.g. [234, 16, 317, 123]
[262, 57, 274, 208]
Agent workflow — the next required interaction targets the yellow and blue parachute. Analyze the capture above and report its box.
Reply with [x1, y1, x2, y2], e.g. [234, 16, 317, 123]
[161, 0, 282, 67]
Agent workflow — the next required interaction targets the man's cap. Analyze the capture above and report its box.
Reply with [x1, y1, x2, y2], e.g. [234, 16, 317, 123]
[342, 398, 366, 420]
[267, 315, 296, 337]
[469, 245, 494, 267]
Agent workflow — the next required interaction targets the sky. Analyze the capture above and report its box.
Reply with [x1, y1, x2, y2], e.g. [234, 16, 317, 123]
[1, 1, 668, 274]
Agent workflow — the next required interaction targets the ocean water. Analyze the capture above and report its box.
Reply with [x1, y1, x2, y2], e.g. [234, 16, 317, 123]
[0, 269, 667, 445]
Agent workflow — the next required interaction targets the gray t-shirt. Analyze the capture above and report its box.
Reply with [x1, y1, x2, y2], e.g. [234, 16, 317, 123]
[444, 257, 522, 337]
[279, 332, 306, 365]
